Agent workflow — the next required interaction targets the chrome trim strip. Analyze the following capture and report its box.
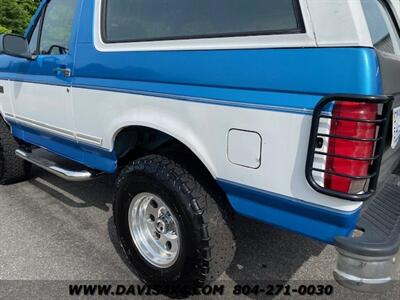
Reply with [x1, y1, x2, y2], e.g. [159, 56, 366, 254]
[76, 133, 103, 146]
[73, 84, 315, 115]
[11, 114, 104, 148]
[15, 115, 75, 138]
[2, 79, 317, 115]
[4, 112, 15, 118]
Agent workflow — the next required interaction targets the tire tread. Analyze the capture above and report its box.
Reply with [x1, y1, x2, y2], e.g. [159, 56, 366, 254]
[0, 118, 31, 184]
[113, 154, 235, 288]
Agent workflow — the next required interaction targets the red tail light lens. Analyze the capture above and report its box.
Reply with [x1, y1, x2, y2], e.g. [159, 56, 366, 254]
[324, 101, 378, 193]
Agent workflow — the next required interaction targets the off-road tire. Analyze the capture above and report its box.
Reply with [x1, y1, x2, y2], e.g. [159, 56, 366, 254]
[113, 155, 235, 292]
[0, 118, 31, 184]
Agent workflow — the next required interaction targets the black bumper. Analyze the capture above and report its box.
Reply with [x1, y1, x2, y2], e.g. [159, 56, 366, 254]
[333, 173, 400, 292]
[335, 174, 400, 257]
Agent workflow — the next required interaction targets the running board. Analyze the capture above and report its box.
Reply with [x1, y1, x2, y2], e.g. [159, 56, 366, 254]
[16, 149, 102, 182]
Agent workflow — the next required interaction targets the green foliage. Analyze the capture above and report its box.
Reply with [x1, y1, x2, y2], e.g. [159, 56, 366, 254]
[0, 25, 11, 34]
[0, 0, 41, 35]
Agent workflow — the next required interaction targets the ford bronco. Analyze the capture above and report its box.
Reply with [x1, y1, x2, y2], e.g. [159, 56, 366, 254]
[0, 0, 400, 292]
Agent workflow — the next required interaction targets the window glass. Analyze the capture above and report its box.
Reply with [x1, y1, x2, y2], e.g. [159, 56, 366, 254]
[40, 0, 77, 55]
[28, 18, 41, 55]
[362, 0, 400, 55]
[104, 0, 302, 43]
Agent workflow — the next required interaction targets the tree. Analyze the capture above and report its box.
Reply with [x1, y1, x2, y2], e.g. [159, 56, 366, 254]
[0, 0, 41, 34]
[0, 25, 11, 34]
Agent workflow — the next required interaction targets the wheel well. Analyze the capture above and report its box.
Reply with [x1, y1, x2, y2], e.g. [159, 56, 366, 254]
[114, 126, 178, 164]
[114, 126, 233, 214]
[114, 126, 207, 172]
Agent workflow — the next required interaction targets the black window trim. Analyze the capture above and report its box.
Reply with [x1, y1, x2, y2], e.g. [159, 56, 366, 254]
[100, 0, 306, 44]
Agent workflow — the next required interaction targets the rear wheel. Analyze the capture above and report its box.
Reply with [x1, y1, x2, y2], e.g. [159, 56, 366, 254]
[113, 155, 235, 291]
[0, 118, 31, 184]
[128, 192, 181, 269]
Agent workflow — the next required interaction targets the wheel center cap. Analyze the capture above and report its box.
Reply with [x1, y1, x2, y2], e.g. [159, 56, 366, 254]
[156, 220, 166, 233]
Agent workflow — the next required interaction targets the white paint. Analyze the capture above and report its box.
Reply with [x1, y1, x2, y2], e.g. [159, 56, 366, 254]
[11, 114, 75, 140]
[70, 86, 362, 212]
[391, 0, 400, 17]
[348, 0, 375, 48]
[1, 82, 363, 212]
[0, 80, 13, 120]
[12, 82, 75, 137]
[227, 129, 262, 169]
[307, 0, 373, 47]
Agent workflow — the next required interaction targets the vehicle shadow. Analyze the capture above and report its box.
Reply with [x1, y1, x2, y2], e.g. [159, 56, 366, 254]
[29, 167, 325, 299]
[29, 167, 115, 211]
[224, 215, 325, 298]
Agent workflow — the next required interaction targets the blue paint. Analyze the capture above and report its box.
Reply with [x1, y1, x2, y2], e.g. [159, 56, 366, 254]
[5, 0, 83, 87]
[218, 179, 360, 243]
[0, 46, 383, 112]
[73, 78, 321, 114]
[10, 121, 117, 173]
[72, 45, 384, 111]
[74, 46, 382, 111]
[71, 0, 383, 108]
[0, 0, 383, 113]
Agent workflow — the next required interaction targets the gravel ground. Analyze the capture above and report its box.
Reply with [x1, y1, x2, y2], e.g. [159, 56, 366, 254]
[0, 167, 398, 299]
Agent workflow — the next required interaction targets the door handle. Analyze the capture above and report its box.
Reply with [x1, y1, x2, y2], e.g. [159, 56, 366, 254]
[53, 67, 71, 77]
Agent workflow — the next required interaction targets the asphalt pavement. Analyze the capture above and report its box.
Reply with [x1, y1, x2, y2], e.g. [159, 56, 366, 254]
[0, 167, 399, 299]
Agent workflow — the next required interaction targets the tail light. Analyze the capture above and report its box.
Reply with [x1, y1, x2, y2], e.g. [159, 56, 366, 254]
[325, 102, 377, 193]
[306, 96, 393, 201]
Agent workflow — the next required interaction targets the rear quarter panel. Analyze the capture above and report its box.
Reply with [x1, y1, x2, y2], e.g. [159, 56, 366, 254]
[70, 0, 384, 216]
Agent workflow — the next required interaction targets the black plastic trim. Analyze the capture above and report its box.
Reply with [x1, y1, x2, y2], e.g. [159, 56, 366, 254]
[335, 174, 400, 257]
[306, 94, 394, 201]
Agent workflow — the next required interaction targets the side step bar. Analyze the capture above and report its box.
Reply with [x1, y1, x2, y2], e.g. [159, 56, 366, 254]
[16, 149, 102, 182]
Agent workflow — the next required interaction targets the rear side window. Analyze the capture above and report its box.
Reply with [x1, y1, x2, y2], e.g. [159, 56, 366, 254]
[362, 0, 400, 55]
[102, 0, 304, 43]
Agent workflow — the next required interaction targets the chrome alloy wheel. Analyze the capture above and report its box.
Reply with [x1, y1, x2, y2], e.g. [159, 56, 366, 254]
[128, 192, 180, 268]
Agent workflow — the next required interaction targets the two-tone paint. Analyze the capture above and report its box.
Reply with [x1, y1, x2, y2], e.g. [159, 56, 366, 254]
[1, 0, 398, 243]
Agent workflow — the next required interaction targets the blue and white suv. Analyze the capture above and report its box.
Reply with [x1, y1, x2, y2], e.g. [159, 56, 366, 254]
[0, 0, 400, 292]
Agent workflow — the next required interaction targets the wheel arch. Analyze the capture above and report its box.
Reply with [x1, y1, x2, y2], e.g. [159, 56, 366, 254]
[111, 121, 218, 179]
[111, 123, 233, 216]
